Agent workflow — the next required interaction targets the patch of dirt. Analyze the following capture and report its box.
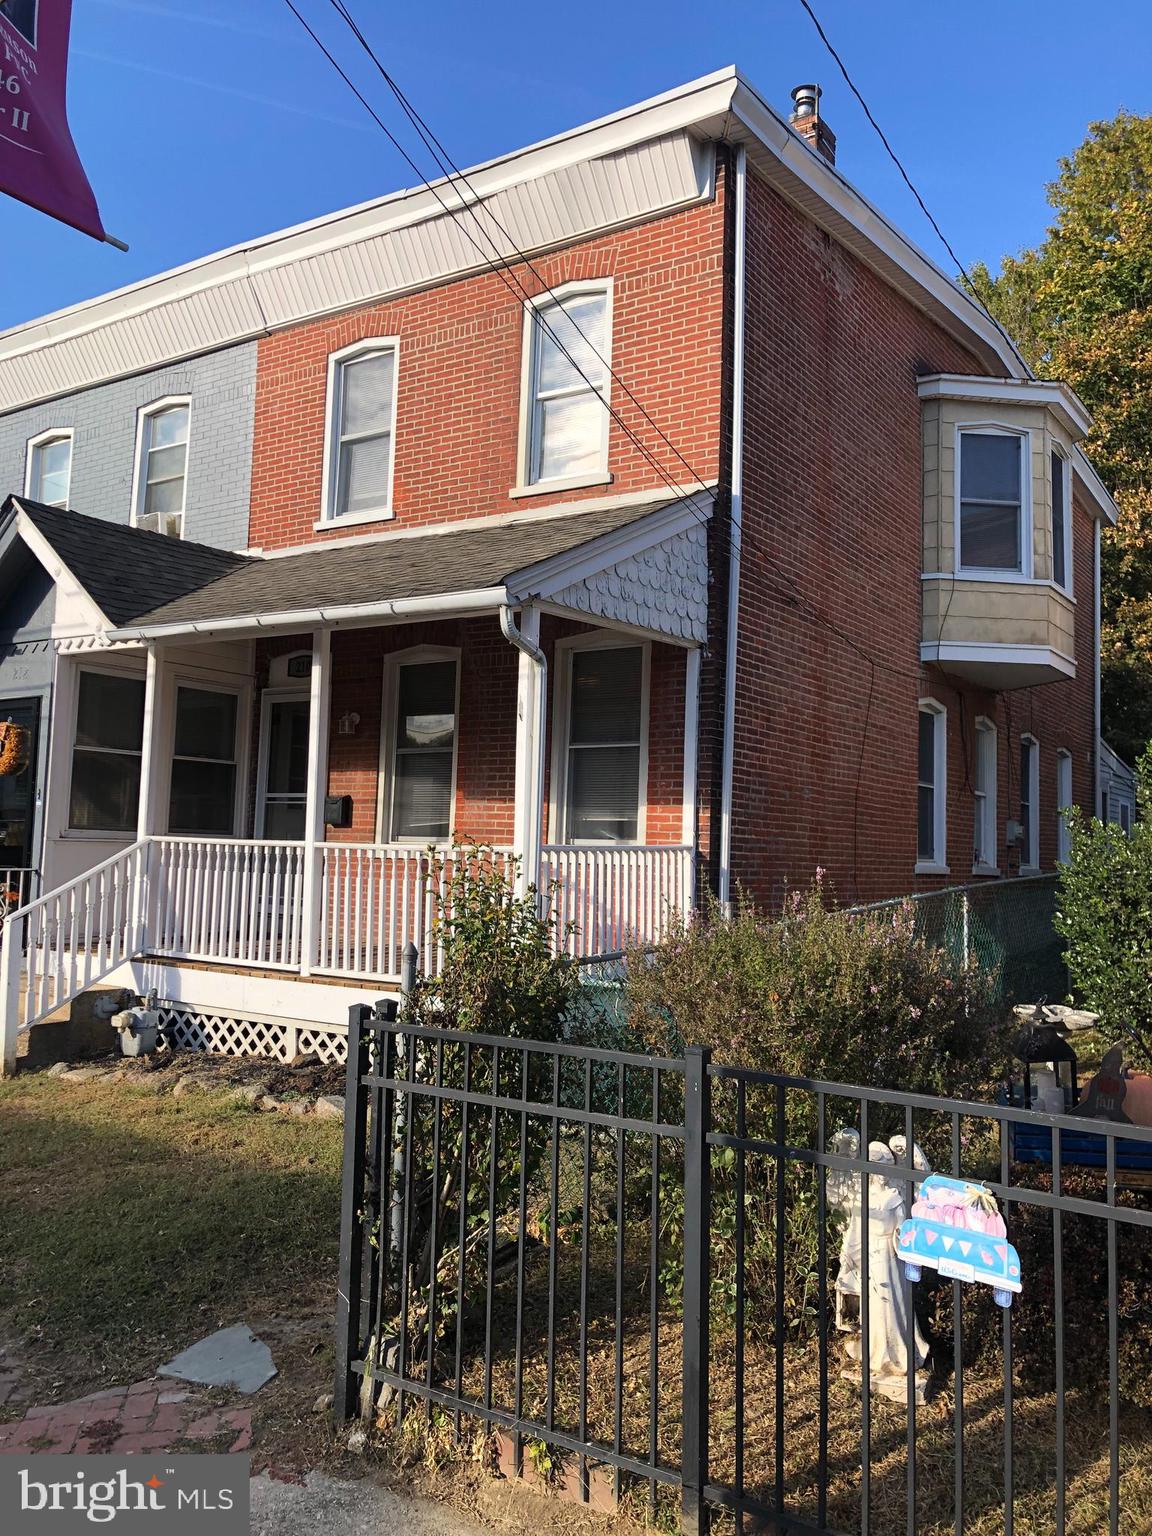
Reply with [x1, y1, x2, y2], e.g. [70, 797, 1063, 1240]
[59, 1049, 347, 1099]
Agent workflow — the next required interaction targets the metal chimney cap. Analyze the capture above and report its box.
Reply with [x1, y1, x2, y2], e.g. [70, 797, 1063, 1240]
[790, 83, 821, 118]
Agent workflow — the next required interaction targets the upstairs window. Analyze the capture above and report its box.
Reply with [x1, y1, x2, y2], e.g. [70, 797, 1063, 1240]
[324, 342, 398, 524]
[523, 286, 610, 488]
[387, 656, 457, 842]
[562, 643, 644, 843]
[26, 431, 72, 509]
[69, 670, 145, 833]
[168, 686, 239, 836]
[1020, 735, 1040, 870]
[973, 716, 998, 872]
[1051, 449, 1070, 590]
[135, 401, 190, 537]
[959, 429, 1024, 572]
[917, 700, 947, 871]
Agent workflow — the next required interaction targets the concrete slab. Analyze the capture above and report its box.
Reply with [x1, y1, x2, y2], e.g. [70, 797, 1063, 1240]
[157, 1325, 277, 1394]
[249, 1472, 488, 1536]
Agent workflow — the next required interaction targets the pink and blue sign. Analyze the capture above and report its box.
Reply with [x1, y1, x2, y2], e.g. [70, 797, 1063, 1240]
[897, 1175, 1022, 1309]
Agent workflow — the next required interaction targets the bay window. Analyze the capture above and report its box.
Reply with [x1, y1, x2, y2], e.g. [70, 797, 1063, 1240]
[562, 643, 644, 843]
[1051, 448, 1070, 590]
[523, 285, 610, 488]
[168, 686, 239, 835]
[958, 429, 1024, 572]
[68, 671, 145, 833]
[387, 656, 458, 842]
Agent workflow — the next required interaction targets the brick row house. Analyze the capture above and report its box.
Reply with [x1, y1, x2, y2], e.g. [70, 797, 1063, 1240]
[0, 69, 1117, 1069]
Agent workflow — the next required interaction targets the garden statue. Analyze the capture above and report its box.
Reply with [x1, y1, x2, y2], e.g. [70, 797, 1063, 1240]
[828, 1130, 929, 1404]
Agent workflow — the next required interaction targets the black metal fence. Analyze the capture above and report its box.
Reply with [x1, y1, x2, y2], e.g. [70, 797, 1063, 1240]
[336, 1003, 1152, 1536]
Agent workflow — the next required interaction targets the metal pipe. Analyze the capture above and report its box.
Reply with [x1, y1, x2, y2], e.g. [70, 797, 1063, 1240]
[1094, 519, 1103, 817]
[718, 144, 748, 910]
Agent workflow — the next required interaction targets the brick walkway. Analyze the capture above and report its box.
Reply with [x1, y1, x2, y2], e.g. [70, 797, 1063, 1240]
[0, 1379, 253, 1456]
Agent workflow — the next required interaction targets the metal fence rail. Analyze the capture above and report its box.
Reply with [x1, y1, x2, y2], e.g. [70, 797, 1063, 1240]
[337, 1009, 1152, 1536]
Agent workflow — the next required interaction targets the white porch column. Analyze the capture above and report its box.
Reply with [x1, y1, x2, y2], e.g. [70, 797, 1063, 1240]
[681, 646, 701, 917]
[509, 604, 547, 899]
[299, 629, 332, 976]
[134, 645, 163, 951]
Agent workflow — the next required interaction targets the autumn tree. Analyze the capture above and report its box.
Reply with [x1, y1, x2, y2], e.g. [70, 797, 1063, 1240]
[974, 111, 1152, 763]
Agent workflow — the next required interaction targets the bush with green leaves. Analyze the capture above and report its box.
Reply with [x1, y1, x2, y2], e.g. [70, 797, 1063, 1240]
[1056, 751, 1152, 1067]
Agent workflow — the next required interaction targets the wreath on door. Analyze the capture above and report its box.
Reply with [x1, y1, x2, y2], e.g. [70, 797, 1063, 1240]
[0, 720, 30, 777]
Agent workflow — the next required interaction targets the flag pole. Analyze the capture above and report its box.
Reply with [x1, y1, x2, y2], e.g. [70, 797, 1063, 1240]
[103, 234, 129, 252]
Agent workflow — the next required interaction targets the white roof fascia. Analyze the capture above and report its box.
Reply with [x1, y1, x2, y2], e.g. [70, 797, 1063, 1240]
[10, 508, 110, 636]
[916, 374, 1094, 440]
[1072, 449, 1120, 526]
[507, 494, 710, 600]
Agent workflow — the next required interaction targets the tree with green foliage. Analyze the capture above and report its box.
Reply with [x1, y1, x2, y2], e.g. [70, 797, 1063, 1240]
[973, 111, 1152, 763]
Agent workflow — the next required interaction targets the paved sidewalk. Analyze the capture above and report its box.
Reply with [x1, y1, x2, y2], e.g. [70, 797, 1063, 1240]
[0, 1379, 252, 1455]
[250, 1471, 490, 1535]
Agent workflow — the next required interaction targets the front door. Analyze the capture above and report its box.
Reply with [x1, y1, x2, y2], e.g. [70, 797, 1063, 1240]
[0, 698, 40, 905]
[258, 694, 310, 839]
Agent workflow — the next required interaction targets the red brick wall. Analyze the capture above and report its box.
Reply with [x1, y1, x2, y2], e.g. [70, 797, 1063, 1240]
[248, 184, 727, 549]
[732, 172, 1099, 906]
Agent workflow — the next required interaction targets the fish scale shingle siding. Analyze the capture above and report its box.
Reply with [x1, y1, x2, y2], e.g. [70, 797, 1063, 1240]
[0, 343, 257, 551]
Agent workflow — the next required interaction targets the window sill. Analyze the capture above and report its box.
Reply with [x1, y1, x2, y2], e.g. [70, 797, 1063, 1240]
[62, 829, 135, 841]
[1019, 865, 1043, 877]
[509, 471, 613, 500]
[313, 508, 395, 532]
[914, 861, 950, 877]
[971, 863, 1002, 878]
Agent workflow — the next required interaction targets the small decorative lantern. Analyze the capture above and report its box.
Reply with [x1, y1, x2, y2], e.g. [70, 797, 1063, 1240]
[337, 711, 361, 737]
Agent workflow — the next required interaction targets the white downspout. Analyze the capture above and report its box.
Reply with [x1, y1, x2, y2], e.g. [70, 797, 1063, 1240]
[718, 143, 748, 911]
[1094, 519, 1102, 817]
[501, 602, 547, 898]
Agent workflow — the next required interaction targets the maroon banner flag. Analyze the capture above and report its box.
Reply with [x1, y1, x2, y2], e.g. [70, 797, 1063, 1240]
[0, 0, 107, 241]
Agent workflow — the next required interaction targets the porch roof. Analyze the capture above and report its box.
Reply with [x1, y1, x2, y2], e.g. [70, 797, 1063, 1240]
[4, 488, 712, 644]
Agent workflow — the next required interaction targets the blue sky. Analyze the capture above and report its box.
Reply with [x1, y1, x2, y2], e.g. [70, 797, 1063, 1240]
[2, 0, 1150, 330]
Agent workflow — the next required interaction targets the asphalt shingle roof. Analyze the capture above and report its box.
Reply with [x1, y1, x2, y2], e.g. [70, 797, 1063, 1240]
[7, 493, 697, 634]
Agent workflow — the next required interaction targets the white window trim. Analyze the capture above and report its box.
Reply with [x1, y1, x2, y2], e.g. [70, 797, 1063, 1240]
[549, 629, 650, 847]
[915, 698, 948, 875]
[131, 395, 192, 534]
[318, 338, 400, 529]
[973, 714, 999, 875]
[24, 427, 74, 509]
[1051, 442, 1073, 594]
[1020, 732, 1041, 873]
[66, 663, 147, 838]
[954, 422, 1032, 579]
[166, 678, 247, 838]
[1056, 747, 1073, 865]
[514, 278, 614, 497]
[375, 644, 461, 846]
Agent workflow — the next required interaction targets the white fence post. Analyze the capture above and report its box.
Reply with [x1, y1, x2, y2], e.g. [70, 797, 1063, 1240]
[1, 912, 23, 1077]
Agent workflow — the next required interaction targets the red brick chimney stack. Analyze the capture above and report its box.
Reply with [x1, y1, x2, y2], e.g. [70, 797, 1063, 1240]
[790, 83, 837, 166]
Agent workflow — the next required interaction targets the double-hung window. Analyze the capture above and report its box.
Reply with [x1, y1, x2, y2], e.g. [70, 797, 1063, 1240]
[168, 687, 239, 835]
[26, 431, 72, 509]
[1051, 449, 1071, 590]
[958, 429, 1024, 572]
[562, 644, 644, 843]
[523, 286, 610, 488]
[1020, 735, 1040, 870]
[973, 717, 997, 872]
[917, 701, 947, 870]
[135, 401, 190, 537]
[68, 671, 145, 833]
[1056, 749, 1073, 864]
[387, 656, 457, 842]
[324, 342, 398, 523]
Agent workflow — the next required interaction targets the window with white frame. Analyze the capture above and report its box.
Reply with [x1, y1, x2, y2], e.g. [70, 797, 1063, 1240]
[958, 429, 1025, 572]
[1056, 749, 1073, 864]
[324, 343, 397, 523]
[917, 701, 947, 869]
[1120, 800, 1133, 836]
[562, 644, 644, 843]
[26, 431, 72, 509]
[523, 286, 610, 487]
[387, 657, 457, 842]
[168, 686, 239, 836]
[135, 401, 190, 537]
[1051, 448, 1071, 590]
[1020, 735, 1040, 870]
[68, 670, 145, 833]
[973, 716, 998, 871]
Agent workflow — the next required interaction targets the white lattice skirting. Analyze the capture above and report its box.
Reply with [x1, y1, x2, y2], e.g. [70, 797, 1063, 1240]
[157, 1004, 348, 1064]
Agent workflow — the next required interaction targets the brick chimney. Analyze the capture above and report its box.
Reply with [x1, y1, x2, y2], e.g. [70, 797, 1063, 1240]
[790, 83, 836, 166]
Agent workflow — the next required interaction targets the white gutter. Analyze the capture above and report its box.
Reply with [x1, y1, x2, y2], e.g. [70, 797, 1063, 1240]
[110, 586, 507, 644]
[718, 145, 747, 911]
[1094, 521, 1103, 817]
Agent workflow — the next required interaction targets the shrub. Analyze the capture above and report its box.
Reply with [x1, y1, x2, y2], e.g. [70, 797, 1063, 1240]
[1056, 749, 1152, 1067]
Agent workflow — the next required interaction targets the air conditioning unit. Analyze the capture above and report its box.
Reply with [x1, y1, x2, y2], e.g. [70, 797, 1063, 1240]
[138, 511, 183, 539]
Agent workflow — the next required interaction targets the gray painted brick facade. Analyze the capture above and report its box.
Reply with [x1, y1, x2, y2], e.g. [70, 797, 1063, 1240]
[0, 342, 257, 551]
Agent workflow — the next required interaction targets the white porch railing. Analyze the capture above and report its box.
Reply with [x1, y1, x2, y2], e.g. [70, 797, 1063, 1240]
[1, 840, 149, 1072]
[540, 843, 694, 958]
[149, 838, 309, 971]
